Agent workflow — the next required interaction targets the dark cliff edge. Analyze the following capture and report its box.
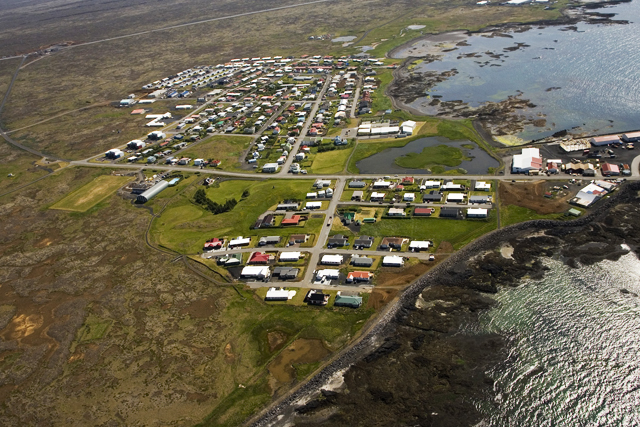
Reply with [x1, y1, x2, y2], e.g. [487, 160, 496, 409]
[251, 181, 640, 427]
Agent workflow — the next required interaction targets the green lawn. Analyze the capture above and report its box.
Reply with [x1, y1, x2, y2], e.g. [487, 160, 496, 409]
[360, 214, 497, 250]
[309, 147, 354, 174]
[50, 175, 132, 212]
[150, 179, 325, 253]
[395, 144, 469, 170]
[181, 135, 253, 171]
[500, 205, 568, 227]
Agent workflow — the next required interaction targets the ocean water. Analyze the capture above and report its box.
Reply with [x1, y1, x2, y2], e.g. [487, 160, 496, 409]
[466, 252, 640, 425]
[404, 0, 640, 140]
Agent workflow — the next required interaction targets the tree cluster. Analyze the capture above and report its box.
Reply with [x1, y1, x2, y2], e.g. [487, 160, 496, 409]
[194, 189, 237, 214]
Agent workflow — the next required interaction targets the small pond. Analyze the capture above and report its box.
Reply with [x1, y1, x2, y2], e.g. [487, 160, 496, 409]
[355, 136, 498, 174]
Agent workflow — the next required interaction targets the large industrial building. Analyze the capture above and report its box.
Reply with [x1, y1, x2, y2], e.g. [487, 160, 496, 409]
[136, 180, 169, 203]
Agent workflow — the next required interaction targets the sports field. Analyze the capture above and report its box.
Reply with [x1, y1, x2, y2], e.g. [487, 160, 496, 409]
[50, 175, 132, 212]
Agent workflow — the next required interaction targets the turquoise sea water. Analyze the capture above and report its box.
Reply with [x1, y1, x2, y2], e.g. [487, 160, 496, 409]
[404, 1, 640, 140]
[465, 252, 640, 425]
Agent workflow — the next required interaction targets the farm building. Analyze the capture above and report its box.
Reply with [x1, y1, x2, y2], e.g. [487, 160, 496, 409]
[467, 208, 488, 218]
[382, 256, 404, 267]
[136, 180, 169, 203]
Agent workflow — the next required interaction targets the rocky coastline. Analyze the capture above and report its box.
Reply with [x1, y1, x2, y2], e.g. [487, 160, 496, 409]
[249, 181, 640, 426]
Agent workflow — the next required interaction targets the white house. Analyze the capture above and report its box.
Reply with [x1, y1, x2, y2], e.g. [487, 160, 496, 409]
[316, 269, 340, 280]
[388, 208, 406, 216]
[279, 252, 301, 262]
[305, 202, 322, 209]
[371, 192, 386, 201]
[193, 158, 205, 166]
[262, 163, 280, 173]
[306, 192, 318, 199]
[403, 193, 415, 202]
[467, 208, 488, 218]
[441, 182, 464, 191]
[241, 266, 271, 280]
[229, 237, 251, 247]
[382, 256, 404, 267]
[409, 241, 430, 251]
[475, 181, 491, 191]
[265, 287, 295, 301]
[321, 255, 344, 265]
[447, 193, 465, 203]
[372, 181, 391, 189]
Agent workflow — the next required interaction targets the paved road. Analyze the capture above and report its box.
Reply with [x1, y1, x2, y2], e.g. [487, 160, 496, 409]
[280, 76, 332, 174]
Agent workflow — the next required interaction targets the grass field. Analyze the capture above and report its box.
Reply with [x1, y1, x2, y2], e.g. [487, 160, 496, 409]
[500, 204, 568, 227]
[150, 179, 325, 253]
[309, 147, 354, 174]
[182, 135, 253, 172]
[50, 174, 132, 212]
[360, 214, 497, 250]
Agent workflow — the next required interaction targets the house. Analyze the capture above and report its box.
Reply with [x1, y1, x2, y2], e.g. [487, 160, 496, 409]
[402, 177, 415, 184]
[382, 256, 404, 267]
[204, 238, 223, 250]
[258, 235, 280, 246]
[346, 271, 373, 283]
[414, 207, 434, 216]
[255, 214, 275, 229]
[352, 191, 364, 201]
[281, 215, 302, 226]
[228, 236, 251, 247]
[279, 251, 301, 262]
[262, 163, 280, 173]
[272, 267, 299, 280]
[469, 195, 492, 204]
[423, 191, 443, 202]
[265, 287, 295, 300]
[441, 181, 465, 191]
[241, 266, 271, 280]
[409, 241, 430, 251]
[334, 293, 363, 308]
[249, 252, 271, 264]
[288, 234, 308, 245]
[352, 256, 374, 267]
[105, 149, 124, 159]
[422, 180, 441, 189]
[601, 163, 620, 176]
[306, 290, 329, 306]
[474, 181, 491, 191]
[403, 193, 415, 202]
[321, 254, 344, 265]
[467, 208, 488, 218]
[316, 269, 340, 280]
[381, 237, 405, 250]
[440, 207, 462, 219]
[512, 148, 543, 174]
[370, 192, 386, 201]
[328, 234, 349, 247]
[354, 236, 374, 248]
[349, 180, 367, 189]
[388, 208, 406, 216]
[306, 192, 318, 199]
[305, 202, 322, 209]
[276, 202, 299, 211]
[372, 180, 391, 189]
[446, 193, 465, 203]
